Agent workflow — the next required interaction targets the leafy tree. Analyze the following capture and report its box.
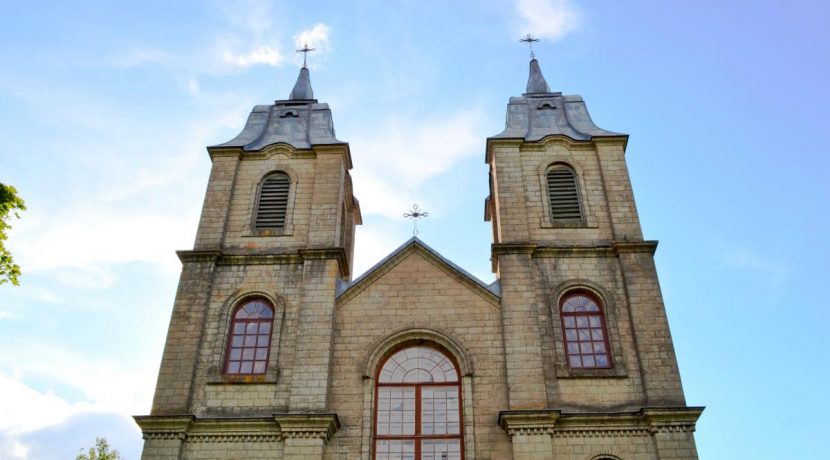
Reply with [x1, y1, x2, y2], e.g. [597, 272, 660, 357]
[76, 437, 123, 460]
[0, 183, 25, 286]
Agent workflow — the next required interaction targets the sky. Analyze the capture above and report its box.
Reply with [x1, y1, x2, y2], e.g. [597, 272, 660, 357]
[0, 0, 828, 458]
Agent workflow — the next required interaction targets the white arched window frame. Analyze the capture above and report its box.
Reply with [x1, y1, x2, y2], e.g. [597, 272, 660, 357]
[374, 345, 464, 460]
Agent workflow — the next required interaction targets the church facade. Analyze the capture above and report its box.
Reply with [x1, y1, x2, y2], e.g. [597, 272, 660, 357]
[135, 58, 703, 459]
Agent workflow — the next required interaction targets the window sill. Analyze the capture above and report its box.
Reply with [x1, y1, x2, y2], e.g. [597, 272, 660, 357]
[244, 229, 293, 237]
[207, 369, 280, 385]
[539, 216, 597, 229]
[555, 365, 627, 379]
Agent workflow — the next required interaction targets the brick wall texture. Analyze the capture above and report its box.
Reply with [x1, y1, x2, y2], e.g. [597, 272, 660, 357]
[136, 135, 702, 459]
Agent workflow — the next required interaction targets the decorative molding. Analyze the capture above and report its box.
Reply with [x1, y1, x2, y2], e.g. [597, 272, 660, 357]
[175, 248, 349, 277]
[497, 407, 704, 441]
[133, 415, 194, 441]
[361, 328, 475, 379]
[491, 241, 660, 270]
[642, 406, 704, 434]
[134, 414, 342, 444]
[553, 428, 650, 438]
[612, 240, 659, 255]
[176, 250, 221, 263]
[187, 433, 281, 443]
[498, 410, 559, 440]
[273, 414, 340, 443]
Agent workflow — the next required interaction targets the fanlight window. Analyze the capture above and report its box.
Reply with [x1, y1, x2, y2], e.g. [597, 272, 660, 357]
[224, 299, 274, 375]
[375, 346, 463, 460]
[546, 164, 583, 222]
[561, 292, 612, 369]
[255, 172, 290, 230]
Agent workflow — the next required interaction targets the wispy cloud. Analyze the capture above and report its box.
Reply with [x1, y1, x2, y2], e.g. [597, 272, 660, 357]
[221, 45, 284, 68]
[0, 344, 156, 458]
[514, 0, 581, 41]
[293, 23, 331, 67]
[350, 108, 487, 218]
[720, 249, 790, 301]
[106, 5, 332, 76]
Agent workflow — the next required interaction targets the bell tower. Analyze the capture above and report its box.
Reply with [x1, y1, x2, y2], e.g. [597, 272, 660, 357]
[488, 57, 703, 459]
[135, 64, 360, 458]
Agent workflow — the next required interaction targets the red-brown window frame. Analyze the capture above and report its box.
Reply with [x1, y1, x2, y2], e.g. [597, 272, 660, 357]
[223, 298, 275, 375]
[373, 344, 465, 460]
[559, 290, 613, 370]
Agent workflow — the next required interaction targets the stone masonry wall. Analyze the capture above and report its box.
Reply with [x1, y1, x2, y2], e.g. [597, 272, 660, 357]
[330, 249, 512, 460]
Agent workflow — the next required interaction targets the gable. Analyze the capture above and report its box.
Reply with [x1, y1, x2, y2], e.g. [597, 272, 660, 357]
[336, 238, 500, 308]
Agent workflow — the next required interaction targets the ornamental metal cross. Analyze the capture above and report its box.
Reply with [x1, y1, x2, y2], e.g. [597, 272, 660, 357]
[296, 42, 315, 68]
[403, 204, 429, 235]
[520, 33, 540, 59]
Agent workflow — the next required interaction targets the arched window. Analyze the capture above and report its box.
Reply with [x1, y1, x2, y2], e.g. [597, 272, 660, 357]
[255, 172, 290, 230]
[224, 299, 274, 375]
[546, 164, 583, 222]
[560, 292, 612, 369]
[375, 346, 463, 460]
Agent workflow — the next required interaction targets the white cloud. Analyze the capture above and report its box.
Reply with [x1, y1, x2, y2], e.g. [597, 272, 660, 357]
[352, 226, 405, 277]
[221, 45, 284, 68]
[515, 0, 580, 41]
[0, 371, 88, 435]
[0, 345, 156, 436]
[294, 23, 331, 55]
[9, 440, 27, 459]
[111, 48, 173, 68]
[217, 0, 273, 34]
[350, 108, 486, 218]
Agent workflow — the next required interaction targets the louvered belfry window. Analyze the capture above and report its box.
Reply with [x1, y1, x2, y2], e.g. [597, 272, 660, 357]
[546, 165, 582, 222]
[255, 172, 290, 230]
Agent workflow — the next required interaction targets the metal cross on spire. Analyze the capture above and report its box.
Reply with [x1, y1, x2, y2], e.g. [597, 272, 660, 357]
[403, 204, 429, 236]
[520, 33, 540, 59]
[296, 42, 315, 68]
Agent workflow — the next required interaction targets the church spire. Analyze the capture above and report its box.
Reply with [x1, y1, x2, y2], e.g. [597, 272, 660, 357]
[526, 58, 551, 94]
[290, 43, 316, 100]
[289, 66, 314, 100]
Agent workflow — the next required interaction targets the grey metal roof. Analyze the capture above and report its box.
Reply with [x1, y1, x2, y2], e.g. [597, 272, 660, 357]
[212, 67, 344, 151]
[337, 237, 500, 299]
[491, 59, 625, 142]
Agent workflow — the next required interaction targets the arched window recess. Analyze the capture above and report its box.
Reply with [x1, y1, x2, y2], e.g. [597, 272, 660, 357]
[374, 345, 464, 460]
[224, 298, 275, 375]
[546, 163, 583, 223]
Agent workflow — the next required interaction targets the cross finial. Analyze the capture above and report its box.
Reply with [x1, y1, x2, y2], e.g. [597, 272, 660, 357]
[520, 33, 540, 59]
[296, 42, 315, 68]
[403, 204, 429, 236]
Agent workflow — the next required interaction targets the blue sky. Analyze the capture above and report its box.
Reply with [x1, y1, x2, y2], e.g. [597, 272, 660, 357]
[0, 0, 828, 458]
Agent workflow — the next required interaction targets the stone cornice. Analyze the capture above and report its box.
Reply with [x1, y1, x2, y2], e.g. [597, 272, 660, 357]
[491, 241, 659, 268]
[498, 410, 559, 439]
[176, 247, 350, 278]
[134, 414, 342, 444]
[498, 406, 704, 440]
[176, 250, 222, 263]
[134, 415, 194, 440]
[273, 414, 340, 442]
[642, 406, 704, 434]
[485, 134, 629, 164]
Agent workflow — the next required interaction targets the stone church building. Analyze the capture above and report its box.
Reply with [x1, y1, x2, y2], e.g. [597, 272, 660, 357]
[134, 56, 703, 459]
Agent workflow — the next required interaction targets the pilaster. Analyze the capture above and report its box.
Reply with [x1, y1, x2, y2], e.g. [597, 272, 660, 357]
[499, 410, 558, 460]
[275, 413, 340, 459]
[194, 151, 240, 250]
[288, 257, 340, 411]
[150, 252, 219, 415]
[495, 245, 549, 409]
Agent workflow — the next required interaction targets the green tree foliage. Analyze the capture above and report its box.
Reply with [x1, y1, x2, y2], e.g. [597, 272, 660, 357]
[0, 183, 25, 286]
[76, 437, 123, 460]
